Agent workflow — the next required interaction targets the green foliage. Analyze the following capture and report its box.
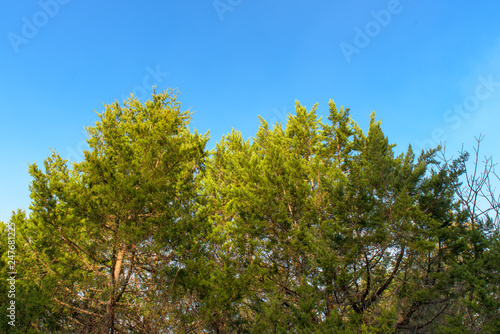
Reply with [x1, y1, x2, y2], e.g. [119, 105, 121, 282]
[1, 90, 208, 332]
[1, 92, 498, 333]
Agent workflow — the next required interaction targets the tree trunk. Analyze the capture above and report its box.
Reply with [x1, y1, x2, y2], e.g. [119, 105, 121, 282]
[101, 242, 126, 333]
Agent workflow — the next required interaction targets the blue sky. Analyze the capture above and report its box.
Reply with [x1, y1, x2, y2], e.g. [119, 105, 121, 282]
[1, 0, 500, 223]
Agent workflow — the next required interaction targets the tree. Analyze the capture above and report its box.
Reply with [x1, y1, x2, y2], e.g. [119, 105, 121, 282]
[2, 92, 498, 333]
[434, 136, 500, 333]
[201, 100, 493, 332]
[8, 90, 208, 332]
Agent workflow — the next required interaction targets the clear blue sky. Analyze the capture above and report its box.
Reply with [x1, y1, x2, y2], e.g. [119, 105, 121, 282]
[1, 1, 500, 223]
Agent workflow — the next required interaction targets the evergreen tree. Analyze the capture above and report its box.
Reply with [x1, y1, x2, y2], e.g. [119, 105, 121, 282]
[201, 100, 488, 333]
[1, 92, 498, 333]
[3, 90, 208, 332]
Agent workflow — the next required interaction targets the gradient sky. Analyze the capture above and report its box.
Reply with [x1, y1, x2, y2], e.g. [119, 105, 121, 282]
[1, 0, 500, 223]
